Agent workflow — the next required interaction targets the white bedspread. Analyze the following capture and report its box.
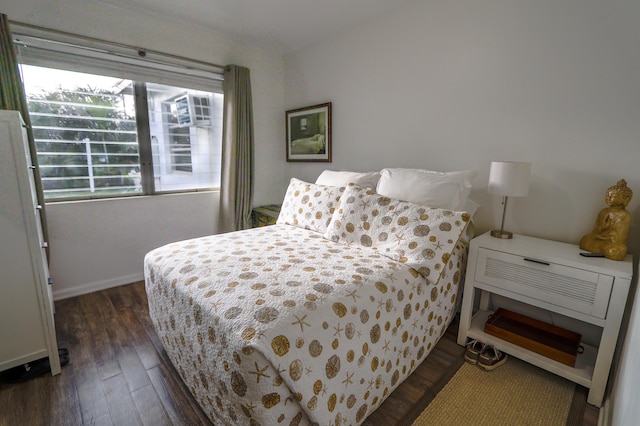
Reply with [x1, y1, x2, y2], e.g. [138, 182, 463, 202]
[145, 224, 467, 425]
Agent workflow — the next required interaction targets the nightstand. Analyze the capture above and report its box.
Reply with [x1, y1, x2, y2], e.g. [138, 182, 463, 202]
[457, 232, 633, 407]
[251, 204, 281, 227]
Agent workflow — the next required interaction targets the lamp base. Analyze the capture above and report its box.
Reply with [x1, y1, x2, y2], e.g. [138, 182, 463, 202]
[491, 229, 513, 239]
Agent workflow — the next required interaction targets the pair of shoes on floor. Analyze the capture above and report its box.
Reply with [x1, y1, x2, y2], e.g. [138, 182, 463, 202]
[464, 339, 484, 364]
[0, 348, 70, 383]
[464, 340, 508, 371]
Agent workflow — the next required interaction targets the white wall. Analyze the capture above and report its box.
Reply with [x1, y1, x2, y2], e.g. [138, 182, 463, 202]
[283, 0, 640, 253]
[3, 0, 286, 299]
[283, 2, 640, 421]
[609, 263, 640, 425]
[47, 193, 219, 299]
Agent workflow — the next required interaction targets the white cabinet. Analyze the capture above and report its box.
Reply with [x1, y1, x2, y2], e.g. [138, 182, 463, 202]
[0, 110, 60, 375]
[458, 232, 632, 407]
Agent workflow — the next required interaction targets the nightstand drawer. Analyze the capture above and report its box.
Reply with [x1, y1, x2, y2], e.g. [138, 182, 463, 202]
[475, 248, 614, 319]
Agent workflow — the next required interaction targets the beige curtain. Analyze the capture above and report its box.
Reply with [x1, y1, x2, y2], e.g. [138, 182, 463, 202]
[0, 14, 50, 258]
[219, 65, 254, 232]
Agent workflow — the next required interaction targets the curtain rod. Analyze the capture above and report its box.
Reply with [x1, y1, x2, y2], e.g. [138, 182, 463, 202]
[9, 20, 229, 73]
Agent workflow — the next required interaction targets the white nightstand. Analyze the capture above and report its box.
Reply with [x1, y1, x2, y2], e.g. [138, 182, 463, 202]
[457, 232, 633, 407]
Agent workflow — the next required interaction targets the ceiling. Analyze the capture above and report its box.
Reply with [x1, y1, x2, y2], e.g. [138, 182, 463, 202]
[97, 0, 418, 51]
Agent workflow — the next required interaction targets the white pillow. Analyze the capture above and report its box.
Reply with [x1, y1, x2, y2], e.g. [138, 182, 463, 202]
[460, 199, 480, 243]
[463, 198, 480, 218]
[376, 168, 477, 211]
[315, 170, 380, 189]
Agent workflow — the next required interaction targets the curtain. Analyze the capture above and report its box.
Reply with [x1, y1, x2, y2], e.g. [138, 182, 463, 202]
[0, 14, 50, 258]
[219, 65, 255, 232]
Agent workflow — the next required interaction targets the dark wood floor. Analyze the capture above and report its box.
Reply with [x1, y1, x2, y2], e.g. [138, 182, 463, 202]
[0, 282, 599, 425]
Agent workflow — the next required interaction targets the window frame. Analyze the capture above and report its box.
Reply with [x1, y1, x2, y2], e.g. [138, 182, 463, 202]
[12, 23, 225, 202]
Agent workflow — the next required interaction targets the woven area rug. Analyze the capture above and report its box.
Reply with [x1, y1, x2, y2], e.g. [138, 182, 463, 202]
[411, 357, 575, 426]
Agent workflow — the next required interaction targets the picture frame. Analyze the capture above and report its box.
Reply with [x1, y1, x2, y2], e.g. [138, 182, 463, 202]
[286, 102, 331, 162]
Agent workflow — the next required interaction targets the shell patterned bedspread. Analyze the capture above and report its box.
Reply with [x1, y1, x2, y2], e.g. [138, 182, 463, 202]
[145, 224, 467, 426]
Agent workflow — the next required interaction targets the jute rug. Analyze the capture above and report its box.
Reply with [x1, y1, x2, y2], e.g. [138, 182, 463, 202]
[411, 357, 575, 426]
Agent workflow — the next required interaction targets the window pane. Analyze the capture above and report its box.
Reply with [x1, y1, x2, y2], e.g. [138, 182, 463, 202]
[146, 83, 223, 192]
[21, 65, 141, 200]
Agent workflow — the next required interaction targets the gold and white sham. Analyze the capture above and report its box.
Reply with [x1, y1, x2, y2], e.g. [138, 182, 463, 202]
[276, 178, 345, 233]
[324, 184, 470, 283]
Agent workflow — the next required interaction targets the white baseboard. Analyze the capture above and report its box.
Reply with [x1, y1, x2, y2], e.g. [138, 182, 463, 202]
[52, 273, 145, 301]
[598, 394, 612, 426]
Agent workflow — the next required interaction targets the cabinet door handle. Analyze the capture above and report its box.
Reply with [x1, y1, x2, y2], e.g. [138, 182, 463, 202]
[42, 242, 48, 248]
[523, 257, 550, 266]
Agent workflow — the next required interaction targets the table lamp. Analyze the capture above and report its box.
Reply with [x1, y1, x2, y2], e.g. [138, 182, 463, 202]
[488, 161, 531, 239]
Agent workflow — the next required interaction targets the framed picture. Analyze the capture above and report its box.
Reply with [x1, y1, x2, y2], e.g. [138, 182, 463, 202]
[286, 102, 331, 162]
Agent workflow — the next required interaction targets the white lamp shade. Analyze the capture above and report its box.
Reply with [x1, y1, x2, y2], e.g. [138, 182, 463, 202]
[488, 161, 531, 197]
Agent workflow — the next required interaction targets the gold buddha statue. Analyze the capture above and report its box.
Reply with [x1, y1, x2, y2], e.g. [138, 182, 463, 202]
[579, 179, 633, 261]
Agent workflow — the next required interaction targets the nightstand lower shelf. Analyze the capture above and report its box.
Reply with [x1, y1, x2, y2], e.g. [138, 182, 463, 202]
[468, 310, 596, 388]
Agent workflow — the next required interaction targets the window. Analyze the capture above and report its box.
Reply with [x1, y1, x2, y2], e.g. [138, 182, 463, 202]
[13, 26, 225, 201]
[145, 82, 223, 192]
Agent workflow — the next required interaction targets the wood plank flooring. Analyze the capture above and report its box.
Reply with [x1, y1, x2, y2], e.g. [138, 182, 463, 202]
[0, 281, 599, 425]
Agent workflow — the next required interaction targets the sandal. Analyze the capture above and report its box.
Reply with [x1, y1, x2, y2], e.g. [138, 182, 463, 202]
[477, 345, 508, 371]
[464, 339, 485, 365]
[0, 348, 70, 383]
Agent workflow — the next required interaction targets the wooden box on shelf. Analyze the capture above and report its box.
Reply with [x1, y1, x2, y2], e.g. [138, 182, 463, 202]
[484, 308, 582, 367]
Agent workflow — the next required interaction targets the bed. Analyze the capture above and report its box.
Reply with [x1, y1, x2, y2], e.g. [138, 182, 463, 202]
[145, 172, 475, 425]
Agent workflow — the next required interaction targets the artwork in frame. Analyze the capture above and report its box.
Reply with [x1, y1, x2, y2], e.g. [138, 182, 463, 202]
[286, 102, 331, 162]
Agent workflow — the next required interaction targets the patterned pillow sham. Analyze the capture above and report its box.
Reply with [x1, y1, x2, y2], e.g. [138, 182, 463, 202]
[324, 184, 470, 283]
[276, 178, 345, 233]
